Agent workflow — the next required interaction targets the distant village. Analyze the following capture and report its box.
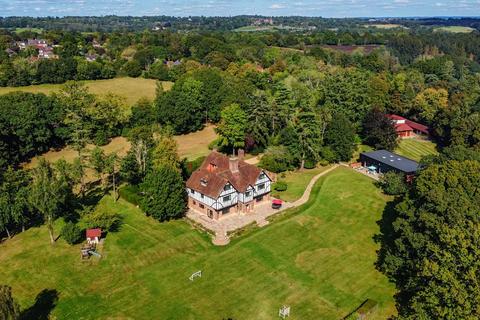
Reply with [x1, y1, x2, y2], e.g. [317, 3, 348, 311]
[5, 38, 103, 61]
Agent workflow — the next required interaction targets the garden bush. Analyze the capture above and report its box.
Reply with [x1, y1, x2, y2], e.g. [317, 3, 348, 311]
[82, 206, 121, 231]
[303, 159, 317, 169]
[273, 181, 288, 192]
[182, 156, 206, 178]
[119, 184, 141, 206]
[61, 222, 83, 245]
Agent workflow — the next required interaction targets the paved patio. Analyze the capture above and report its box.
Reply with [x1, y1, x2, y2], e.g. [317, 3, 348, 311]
[186, 165, 339, 245]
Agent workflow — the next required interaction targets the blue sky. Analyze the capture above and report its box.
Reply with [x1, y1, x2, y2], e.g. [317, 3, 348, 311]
[1, 0, 480, 17]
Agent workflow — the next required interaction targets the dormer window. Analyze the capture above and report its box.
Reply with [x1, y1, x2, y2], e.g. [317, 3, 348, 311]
[200, 178, 208, 187]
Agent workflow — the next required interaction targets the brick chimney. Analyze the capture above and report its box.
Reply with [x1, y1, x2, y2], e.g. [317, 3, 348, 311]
[229, 157, 239, 173]
[238, 149, 245, 160]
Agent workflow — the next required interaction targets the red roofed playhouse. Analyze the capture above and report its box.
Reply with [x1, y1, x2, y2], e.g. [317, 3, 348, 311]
[186, 150, 272, 220]
[86, 228, 102, 244]
[387, 114, 430, 139]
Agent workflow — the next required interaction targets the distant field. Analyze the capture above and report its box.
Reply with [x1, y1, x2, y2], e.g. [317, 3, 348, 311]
[365, 24, 406, 29]
[0, 167, 395, 319]
[321, 45, 381, 54]
[434, 26, 475, 33]
[0, 77, 172, 106]
[15, 27, 43, 33]
[234, 25, 304, 32]
[173, 125, 218, 160]
[395, 139, 438, 162]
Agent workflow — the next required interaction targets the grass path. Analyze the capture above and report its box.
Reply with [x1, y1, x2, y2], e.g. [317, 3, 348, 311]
[0, 168, 395, 319]
[272, 166, 333, 202]
[291, 165, 338, 206]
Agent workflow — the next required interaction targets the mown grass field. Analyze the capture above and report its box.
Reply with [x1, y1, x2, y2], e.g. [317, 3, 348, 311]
[0, 77, 172, 106]
[15, 27, 44, 33]
[24, 125, 218, 182]
[434, 26, 475, 33]
[173, 125, 218, 160]
[365, 24, 406, 29]
[272, 166, 333, 202]
[0, 167, 395, 319]
[395, 138, 438, 162]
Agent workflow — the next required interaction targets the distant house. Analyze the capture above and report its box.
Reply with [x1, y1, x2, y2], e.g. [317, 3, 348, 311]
[92, 40, 103, 48]
[360, 150, 419, 175]
[387, 114, 429, 138]
[38, 47, 56, 59]
[186, 150, 272, 220]
[28, 39, 48, 48]
[85, 54, 98, 62]
[86, 228, 102, 244]
[165, 59, 182, 68]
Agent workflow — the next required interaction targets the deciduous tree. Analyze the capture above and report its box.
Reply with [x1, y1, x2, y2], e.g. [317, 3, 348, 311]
[378, 160, 480, 319]
[0, 167, 29, 238]
[0, 284, 19, 320]
[28, 159, 70, 244]
[140, 165, 186, 222]
[362, 109, 398, 151]
[216, 103, 247, 154]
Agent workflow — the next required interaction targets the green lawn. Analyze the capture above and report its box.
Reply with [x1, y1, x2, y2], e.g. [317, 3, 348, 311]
[395, 139, 438, 162]
[15, 27, 44, 33]
[0, 168, 395, 319]
[272, 166, 332, 202]
[0, 77, 172, 106]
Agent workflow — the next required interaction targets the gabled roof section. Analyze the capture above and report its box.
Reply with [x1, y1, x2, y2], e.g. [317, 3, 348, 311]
[395, 123, 413, 132]
[86, 228, 102, 238]
[406, 120, 429, 134]
[186, 151, 265, 199]
[387, 114, 430, 135]
[387, 114, 406, 121]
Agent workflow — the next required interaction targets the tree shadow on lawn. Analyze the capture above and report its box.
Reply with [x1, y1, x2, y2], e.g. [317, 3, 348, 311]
[373, 197, 402, 274]
[20, 289, 59, 320]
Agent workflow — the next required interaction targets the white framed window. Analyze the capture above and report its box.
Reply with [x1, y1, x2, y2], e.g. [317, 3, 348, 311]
[223, 195, 231, 202]
[258, 183, 265, 190]
[224, 184, 231, 191]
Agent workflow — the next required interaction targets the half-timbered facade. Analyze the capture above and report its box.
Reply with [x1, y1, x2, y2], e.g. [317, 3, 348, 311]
[186, 150, 272, 219]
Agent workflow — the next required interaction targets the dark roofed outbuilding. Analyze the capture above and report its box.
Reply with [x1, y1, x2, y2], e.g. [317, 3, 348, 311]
[360, 150, 419, 175]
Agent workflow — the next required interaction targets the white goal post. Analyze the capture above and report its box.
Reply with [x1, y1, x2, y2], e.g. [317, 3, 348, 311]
[189, 270, 202, 281]
[279, 305, 290, 319]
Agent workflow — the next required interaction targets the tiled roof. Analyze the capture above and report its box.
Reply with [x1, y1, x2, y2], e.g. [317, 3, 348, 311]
[186, 151, 265, 199]
[395, 123, 413, 132]
[387, 114, 406, 121]
[86, 228, 102, 238]
[406, 120, 429, 134]
[388, 114, 430, 134]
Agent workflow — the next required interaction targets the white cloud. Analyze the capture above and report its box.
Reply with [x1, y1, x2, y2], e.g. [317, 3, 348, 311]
[269, 3, 286, 9]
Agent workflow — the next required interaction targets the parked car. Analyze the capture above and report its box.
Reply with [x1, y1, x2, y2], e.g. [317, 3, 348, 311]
[272, 199, 283, 209]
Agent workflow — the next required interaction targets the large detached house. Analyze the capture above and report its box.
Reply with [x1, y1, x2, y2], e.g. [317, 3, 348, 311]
[387, 114, 430, 138]
[186, 150, 272, 220]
